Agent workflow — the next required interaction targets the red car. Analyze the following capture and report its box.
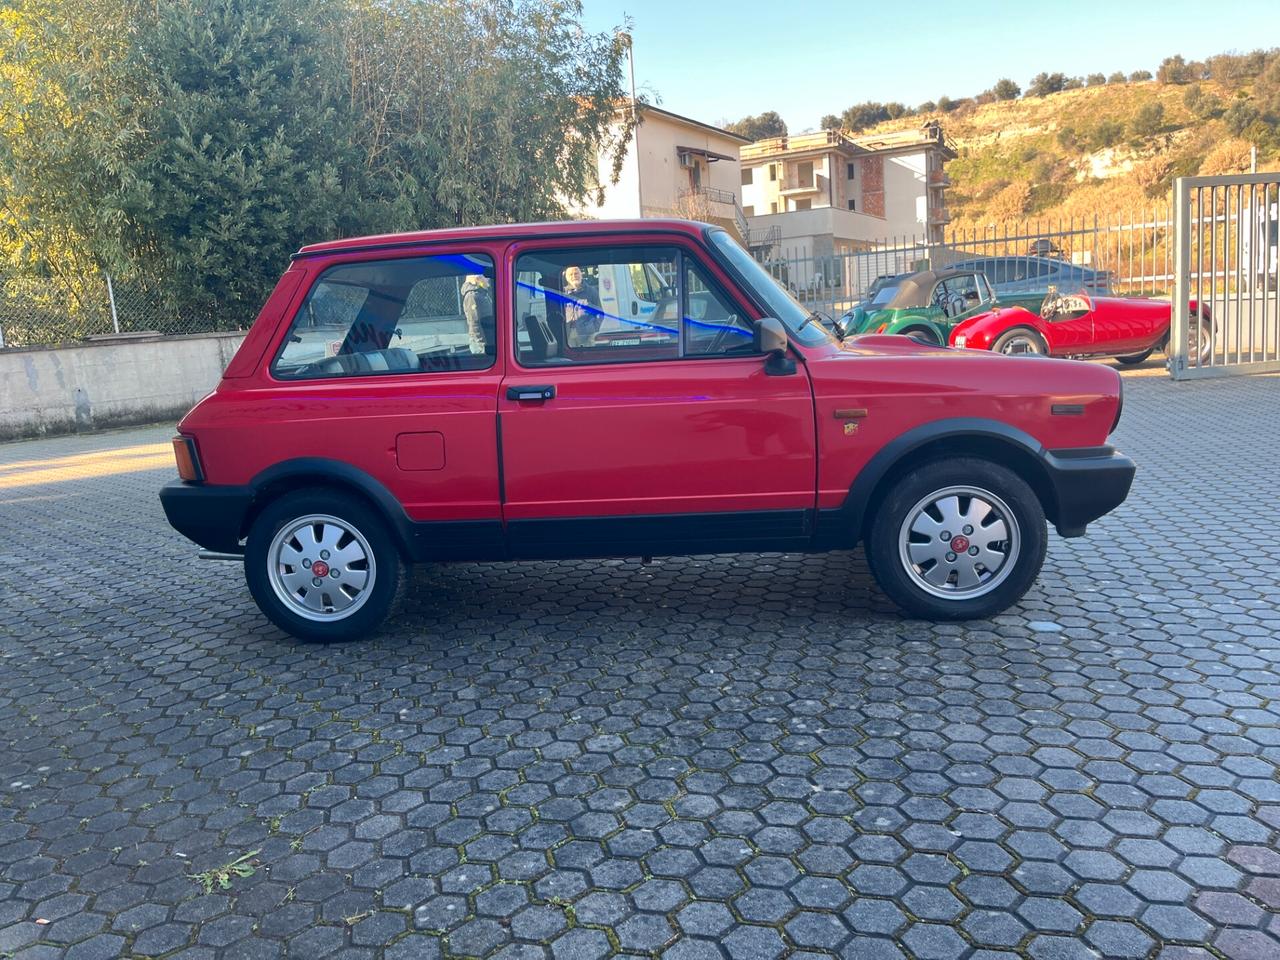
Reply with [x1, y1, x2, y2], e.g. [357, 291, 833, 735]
[160, 220, 1134, 641]
[948, 291, 1211, 364]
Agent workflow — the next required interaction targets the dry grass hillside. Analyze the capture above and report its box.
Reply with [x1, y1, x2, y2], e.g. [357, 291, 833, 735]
[863, 79, 1277, 229]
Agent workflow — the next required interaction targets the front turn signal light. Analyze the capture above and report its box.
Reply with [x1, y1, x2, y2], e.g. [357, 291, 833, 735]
[172, 435, 204, 483]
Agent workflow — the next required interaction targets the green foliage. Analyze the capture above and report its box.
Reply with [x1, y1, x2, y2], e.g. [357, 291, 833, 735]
[1107, 71, 1127, 83]
[1131, 102, 1165, 137]
[1224, 99, 1261, 135]
[1157, 55, 1196, 84]
[1087, 73, 1106, 86]
[726, 110, 787, 141]
[1027, 72, 1068, 97]
[992, 78, 1020, 100]
[1129, 69, 1153, 82]
[0, 0, 635, 330]
[834, 101, 894, 131]
[1183, 84, 1222, 119]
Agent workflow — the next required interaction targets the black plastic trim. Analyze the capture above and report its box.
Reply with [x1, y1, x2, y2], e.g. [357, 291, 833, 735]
[1043, 446, 1135, 537]
[506, 509, 813, 560]
[160, 480, 253, 554]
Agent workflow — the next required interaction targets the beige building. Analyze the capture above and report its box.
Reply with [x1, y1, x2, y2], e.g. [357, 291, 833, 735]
[740, 125, 956, 271]
[573, 104, 751, 239]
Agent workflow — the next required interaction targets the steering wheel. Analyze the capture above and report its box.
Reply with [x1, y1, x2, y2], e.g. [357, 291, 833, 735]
[1040, 293, 1063, 320]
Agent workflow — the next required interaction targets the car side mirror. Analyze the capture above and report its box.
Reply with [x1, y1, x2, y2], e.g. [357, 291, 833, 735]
[754, 317, 796, 376]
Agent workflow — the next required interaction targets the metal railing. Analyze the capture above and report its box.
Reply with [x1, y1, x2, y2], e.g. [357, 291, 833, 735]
[754, 209, 1179, 321]
[1171, 173, 1280, 379]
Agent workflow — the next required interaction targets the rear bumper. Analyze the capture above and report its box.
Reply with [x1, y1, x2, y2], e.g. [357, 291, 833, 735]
[159, 480, 253, 554]
[1042, 445, 1136, 537]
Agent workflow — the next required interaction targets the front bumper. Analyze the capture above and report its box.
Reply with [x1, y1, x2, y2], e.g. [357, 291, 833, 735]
[1042, 446, 1136, 537]
[159, 480, 254, 554]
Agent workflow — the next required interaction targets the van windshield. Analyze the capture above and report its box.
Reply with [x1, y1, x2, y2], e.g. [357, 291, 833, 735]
[707, 229, 833, 346]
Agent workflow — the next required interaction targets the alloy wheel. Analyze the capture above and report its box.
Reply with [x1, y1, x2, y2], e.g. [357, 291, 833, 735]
[267, 514, 376, 621]
[898, 485, 1021, 600]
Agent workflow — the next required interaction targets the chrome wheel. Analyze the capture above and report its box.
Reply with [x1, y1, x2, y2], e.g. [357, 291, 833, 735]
[898, 485, 1021, 600]
[999, 334, 1043, 355]
[1191, 320, 1211, 364]
[267, 514, 376, 622]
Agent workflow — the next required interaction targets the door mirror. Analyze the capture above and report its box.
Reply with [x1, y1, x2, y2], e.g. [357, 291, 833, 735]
[754, 317, 796, 376]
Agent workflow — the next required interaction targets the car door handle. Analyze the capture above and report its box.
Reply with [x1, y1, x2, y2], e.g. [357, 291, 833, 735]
[506, 385, 556, 402]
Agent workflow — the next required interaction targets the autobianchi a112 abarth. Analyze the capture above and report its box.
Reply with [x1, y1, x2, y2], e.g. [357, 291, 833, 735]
[161, 220, 1136, 641]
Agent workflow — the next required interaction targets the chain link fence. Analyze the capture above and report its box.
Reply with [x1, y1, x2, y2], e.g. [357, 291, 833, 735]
[0, 272, 248, 348]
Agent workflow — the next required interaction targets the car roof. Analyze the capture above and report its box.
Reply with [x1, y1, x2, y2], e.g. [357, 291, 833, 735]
[883, 268, 975, 309]
[295, 219, 713, 258]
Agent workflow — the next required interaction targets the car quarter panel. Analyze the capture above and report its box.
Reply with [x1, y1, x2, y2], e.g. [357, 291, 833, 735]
[806, 338, 1122, 512]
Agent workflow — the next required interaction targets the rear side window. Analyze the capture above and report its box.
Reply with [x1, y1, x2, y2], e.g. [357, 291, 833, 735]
[273, 253, 495, 379]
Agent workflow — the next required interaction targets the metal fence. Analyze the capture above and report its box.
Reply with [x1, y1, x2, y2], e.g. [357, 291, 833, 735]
[1171, 173, 1280, 379]
[758, 209, 1178, 320]
[0, 272, 214, 348]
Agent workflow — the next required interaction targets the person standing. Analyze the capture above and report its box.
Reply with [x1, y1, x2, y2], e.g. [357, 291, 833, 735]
[461, 273, 494, 357]
[563, 265, 601, 347]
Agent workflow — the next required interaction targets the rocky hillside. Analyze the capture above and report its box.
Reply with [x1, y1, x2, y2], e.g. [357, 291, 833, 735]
[862, 79, 1276, 229]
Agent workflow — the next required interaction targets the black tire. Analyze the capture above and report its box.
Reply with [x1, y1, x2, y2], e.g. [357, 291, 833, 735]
[991, 327, 1048, 356]
[865, 458, 1047, 621]
[900, 325, 941, 346]
[245, 488, 405, 642]
[1116, 347, 1155, 365]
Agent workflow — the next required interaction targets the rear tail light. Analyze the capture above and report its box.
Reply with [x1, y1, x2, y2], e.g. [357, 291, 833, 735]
[876, 323, 888, 333]
[172, 435, 204, 482]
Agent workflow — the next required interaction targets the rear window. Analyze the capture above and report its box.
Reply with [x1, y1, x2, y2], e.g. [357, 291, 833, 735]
[273, 254, 495, 379]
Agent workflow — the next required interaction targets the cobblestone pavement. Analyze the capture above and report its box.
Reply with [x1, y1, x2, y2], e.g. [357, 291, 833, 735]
[2, 372, 1279, 960]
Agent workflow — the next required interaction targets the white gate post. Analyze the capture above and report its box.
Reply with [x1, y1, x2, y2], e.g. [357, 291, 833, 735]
[106, 273, 121, 334]
[1171, 178, 1191, 379]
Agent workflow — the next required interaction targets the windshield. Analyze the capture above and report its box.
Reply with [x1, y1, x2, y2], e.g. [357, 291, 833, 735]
[868, 283, 902, 308]
[708, 229, 833, 346]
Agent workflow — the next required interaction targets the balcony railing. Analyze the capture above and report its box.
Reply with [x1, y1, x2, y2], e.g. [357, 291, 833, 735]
[780, 173, 827, 195]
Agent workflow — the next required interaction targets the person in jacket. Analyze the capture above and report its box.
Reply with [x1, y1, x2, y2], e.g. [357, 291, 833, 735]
[563, 265, 601, 347]
[461, 273, 495, 356]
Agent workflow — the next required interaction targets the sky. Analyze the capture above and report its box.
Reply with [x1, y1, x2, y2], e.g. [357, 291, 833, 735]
[580, 0, 1279, 133]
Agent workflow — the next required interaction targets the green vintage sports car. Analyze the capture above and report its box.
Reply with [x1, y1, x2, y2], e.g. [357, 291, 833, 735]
[843, 268, 1043, 345]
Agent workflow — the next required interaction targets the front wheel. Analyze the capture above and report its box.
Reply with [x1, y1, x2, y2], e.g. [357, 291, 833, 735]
[245, 489, 405, 642]
[866, 459, 1047, 620]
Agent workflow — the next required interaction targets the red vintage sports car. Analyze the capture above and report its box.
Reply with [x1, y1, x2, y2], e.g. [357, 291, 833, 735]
[948, 291, 1211, 364]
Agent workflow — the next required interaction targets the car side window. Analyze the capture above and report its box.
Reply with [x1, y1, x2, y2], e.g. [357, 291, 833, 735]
[514, 246, 758, 367]
[273, 254, 495, 379]
[683, 262, 754, 356]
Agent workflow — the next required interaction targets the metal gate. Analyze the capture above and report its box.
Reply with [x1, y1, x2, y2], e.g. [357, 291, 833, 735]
[1171, 173, 1280, 379]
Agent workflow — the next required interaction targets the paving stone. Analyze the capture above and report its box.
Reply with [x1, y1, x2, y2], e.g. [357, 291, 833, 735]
[1, 378, 1278, 957]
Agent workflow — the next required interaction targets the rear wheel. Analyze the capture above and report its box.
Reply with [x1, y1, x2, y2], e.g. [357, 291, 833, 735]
[992, 328, 1047, 356]
[245, 489, 404, 642]
[1116, 347, 1155, 365]
[866, 459, 1047, 620]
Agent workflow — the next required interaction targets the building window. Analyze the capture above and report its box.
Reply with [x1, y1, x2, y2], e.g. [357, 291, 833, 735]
[768, 164, 777, 182]
[794, 198, 812, 211]
[743, 205, 755, 217]
[740, 167, 752, 186]
[847, 162, 856, 180]
[769, 202, 778, 214]
[848, 199, 856, 211]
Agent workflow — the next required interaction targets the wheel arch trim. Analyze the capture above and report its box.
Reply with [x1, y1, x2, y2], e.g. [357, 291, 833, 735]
[833, 418, 1059, 542]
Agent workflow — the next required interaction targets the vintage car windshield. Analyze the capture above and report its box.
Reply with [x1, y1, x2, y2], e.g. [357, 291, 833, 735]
[869, 283, 902, 308]
[708, 229, 833, 346]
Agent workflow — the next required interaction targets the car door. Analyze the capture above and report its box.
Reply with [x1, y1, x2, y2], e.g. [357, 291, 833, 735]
[499, 238, 817, 558]
[259, 245, 506, 558]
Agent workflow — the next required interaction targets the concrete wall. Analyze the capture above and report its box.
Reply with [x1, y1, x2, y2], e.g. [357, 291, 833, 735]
[0, 332, 244, 440]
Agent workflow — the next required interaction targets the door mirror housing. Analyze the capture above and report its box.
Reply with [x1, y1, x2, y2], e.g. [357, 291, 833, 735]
[754, 317, 796, 376]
